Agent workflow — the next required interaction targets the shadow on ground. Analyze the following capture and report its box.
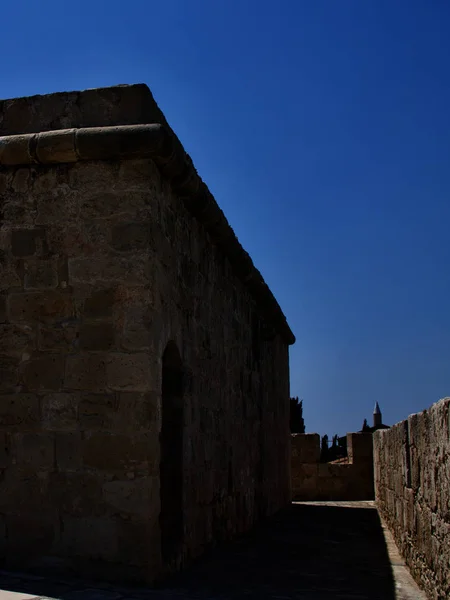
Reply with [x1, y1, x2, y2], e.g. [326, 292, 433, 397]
[0, 502, 397, 599]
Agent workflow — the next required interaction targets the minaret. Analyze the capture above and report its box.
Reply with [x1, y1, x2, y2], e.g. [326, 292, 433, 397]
[373, 402, 382, 428]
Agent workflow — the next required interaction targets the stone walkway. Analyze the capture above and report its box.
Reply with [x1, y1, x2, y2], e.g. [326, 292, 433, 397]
[0, 502, 426, 599]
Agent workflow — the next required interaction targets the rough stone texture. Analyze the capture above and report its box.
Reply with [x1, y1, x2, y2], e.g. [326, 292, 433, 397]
[291, 432, 374, 501]
[0, 86, 293, 584]
[374, 397, 450, 600]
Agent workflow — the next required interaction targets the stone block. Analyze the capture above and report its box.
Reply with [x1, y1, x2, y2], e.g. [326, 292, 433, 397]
[59, 516, 118, 561]
[82, 432, 157, 474]
[0, 432, 9, 468]
[8, 291, 74, 322]
[347, 432, 373, 465]
[291, 433, 320, 463]
[0, 323, 35, 357]
[79, 191, 152, 220]
[42, 392, 78, 430]
[106, 353, 152, 391]
[64, 354, 108, 391]
[11, 228, 46, 257]
[55, 432, 82, 470]
[102, 476, 158, 518]
[69, 255, 149, 285]
[111, 222, 150, 252]
[117, 519, 158, 567]
[115, 392, 160, 431]
[38, 323, 79, 351]
[13, 433, 55, 469]
[0, 393, 39, 429]
[0, 355, 19, 391]
[80, 322, 115, 351]
[84, 288, 116, 318]
[50, 471, 106, 517]
[78, 393, 116, 430]
[24, 258, 59, 289]
[21, 354, 65, 390]
[6, 513, 56, 557]
[0, 295, 7, 323]
[121, 305, 153, 350]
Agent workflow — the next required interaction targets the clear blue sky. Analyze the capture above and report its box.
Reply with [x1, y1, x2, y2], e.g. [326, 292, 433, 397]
[2, 1, 450, 437]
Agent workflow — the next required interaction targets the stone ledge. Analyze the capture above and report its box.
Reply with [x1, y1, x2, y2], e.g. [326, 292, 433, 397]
[0, 124, 295, 345]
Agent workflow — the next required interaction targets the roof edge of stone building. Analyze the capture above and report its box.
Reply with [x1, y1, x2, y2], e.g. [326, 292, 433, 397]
[0, 123, 295, 345]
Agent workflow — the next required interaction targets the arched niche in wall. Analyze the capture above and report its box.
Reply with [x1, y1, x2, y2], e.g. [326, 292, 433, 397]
[159, 340, 184, 566]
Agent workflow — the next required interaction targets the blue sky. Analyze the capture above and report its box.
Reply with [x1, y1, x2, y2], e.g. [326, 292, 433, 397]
[2, 1, 450, 436]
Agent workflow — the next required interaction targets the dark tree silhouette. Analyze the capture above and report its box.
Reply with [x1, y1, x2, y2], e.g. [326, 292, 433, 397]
[361, 418, 370, 432]
[320, 434, 329, 462]
[290, 397, 305, 433]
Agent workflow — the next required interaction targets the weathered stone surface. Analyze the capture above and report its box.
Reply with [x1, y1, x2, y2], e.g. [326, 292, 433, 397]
[41, 392, 78, 430]
[11, 228, 46, 257]
[291, 432, 374, 501]
[0, 85, 293, 584]
[0, 394, 39, 429]
[8, 291, 73, 321]
[374, 397, 450, 600]
[12, 432, 55, 469]
[80, 322, 115, 351]
[55, 432, 82, 470]
[21, 354, 65, 390]
[64, 354, 108, 391]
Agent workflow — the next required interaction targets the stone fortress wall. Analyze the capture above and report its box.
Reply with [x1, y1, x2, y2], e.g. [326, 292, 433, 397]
[0, 84, 294, 583]
[291, 432, 374, 501]
[374, 397, 450, 600]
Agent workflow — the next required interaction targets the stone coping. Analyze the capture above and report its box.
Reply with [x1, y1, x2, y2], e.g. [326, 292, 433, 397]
[0, 124, 295, 345]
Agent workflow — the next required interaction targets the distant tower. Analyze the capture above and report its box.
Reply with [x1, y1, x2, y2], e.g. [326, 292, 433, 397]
[373, 402, 382, 428]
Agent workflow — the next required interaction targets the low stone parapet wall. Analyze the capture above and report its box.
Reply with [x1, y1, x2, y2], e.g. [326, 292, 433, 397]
[374, 398, 450, 600]
[291, 432, 374, 501]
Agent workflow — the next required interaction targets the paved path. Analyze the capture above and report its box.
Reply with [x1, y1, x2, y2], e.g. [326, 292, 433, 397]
[0, 502, 426, 599]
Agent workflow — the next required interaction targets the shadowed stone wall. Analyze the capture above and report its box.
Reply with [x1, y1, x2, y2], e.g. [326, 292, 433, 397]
[0, 85, 294, 583]
[374, 398, 450, 600]
[291, 432, 374, 501]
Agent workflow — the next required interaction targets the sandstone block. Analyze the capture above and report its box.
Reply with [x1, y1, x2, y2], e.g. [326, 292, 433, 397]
[8, 291, 73, 322]
[0, 324, 35, 357]
[79, 191, 152, 219]
[59, 516, 118, 561]
[0, 296, 6, 323]
[0, 432, 9, 468]
[21, 354, 65, 390]
[78, 393, 115, 430]
[82, 432, 157, 474]
[13, 433, 55, 469]
[64, 354, 108, 391]
[50, 471, 105, 517]
[6, 513, 56, 557]
[291, 433, 320, 463]
[106, 353, 152, 391]
[111, 222, 150, 252]
[55, 432, 82, 470]
[24, 258, 59, 289]
[80, 322, 115, 351]
[38, 323, 79, 351]
[84, 288, 116, 318]
[41, 392, 78, 430]
[0, 393, 39, 429]
[102, 476, 158, 518]
[11, 228, 47, 257]
[69, 255, 150, 286]
[117, 519, 158, 567]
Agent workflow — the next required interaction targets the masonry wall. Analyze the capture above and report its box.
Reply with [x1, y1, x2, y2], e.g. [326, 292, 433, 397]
[374, 398, 450, 600]
[0, 155, 291, 582]
[291, 433, 374, 501]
